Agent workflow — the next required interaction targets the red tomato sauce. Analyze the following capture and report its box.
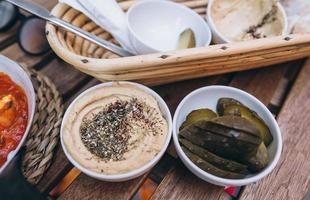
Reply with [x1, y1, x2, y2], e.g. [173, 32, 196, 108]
[0, 72, 28, 168]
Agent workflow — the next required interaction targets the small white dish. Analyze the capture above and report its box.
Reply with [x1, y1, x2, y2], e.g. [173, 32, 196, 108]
[0, 55, 36, 174]
[61, 81, 172, 182]
[206, 0, 289, 44]
[173, 85, 282, 186]
[127, 0, 212, 54]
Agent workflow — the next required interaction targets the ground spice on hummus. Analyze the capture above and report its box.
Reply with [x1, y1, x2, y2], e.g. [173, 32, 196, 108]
[79, 98, 163, 162]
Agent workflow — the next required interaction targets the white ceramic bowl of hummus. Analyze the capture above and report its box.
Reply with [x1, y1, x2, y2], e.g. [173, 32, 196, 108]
[173, 86, 282, 186]
[61, 81, 172, 182]
[207, 0, 289, 44]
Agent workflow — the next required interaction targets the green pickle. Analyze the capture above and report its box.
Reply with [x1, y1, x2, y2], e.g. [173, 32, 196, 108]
[182, 146, 246, 179]
[178, 98, 272, 177]
[217, 98, 243, 116]
[179, 117, 262, 160]
[179, 138, 249, 174]
[180, 108, 217, 131]
[243, 142, 269, 172]
[223, 104, 273, 146]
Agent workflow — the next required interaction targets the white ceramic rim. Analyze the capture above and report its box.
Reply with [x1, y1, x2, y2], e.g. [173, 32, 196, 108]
[61, 81, 172, 181]
[206, 0, 289, 43]
[127, 0, 212, 51]
[0, 55, 36, 174]
[173, 85, 282, 186]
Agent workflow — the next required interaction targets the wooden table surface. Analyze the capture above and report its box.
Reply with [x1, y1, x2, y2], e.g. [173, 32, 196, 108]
[1, 1, 310, 199]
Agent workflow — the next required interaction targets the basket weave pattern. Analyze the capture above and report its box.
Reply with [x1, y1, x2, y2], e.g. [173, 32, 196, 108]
[21, 66, 64, 185]
[46, 0, 310, 86]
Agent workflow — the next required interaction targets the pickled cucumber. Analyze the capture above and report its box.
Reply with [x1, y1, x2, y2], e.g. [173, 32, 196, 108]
[223, 105, 273, 146]
[179, 138, 249, 174]
[180, 108, 217, 131]
[217, 98, 243, 116]
[212, 116, 261, 139]
[182, 146, 246, 179]
[243, 142, 269, 172]
[179, 119, 261, 160]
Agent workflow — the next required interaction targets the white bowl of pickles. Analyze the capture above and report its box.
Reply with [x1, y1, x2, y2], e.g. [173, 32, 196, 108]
[173, 86, 282, 186]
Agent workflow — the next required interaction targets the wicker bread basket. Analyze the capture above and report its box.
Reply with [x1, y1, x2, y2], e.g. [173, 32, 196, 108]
[46, 0, 310, 86]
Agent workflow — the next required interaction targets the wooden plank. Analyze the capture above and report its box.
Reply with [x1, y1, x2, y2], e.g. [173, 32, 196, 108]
[153, 75, 232, 115]
[151, 163, 230, 200]
[239, 59, 310, 200]
[0, 23, 19, 50]
[58, 173, 149, 200]
[39, 59, 89, 96]
[1, 43, 53, 68]
[229, 64, 289, 105]
[150, 62, 301, 200]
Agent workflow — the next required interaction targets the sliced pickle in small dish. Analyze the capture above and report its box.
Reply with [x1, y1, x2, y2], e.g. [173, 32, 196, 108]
[211, 116, 261, 139]
[182, 146, 246, 179]
[243, 142, 269, 173]
[179, 138, 249, 174]
[223, 104, 273, 146]
[179, 118, 261, 160]
[217, 98, 243, 116]
[180, 108, 217, 131]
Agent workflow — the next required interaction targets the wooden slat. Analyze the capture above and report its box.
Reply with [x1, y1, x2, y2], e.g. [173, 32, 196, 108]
[151, 163, 230, 200]
[40, 59, 89, 96]
[229, 63, 290, 105]
[1, 43, 53, 68]
[239, 59, 310, 200]
[58, 173, 149, 200]
[153, 75, 232, 115]
[150, 62, 302, 200]
[0, 23, 19, 50]
[64, 79, 100, 107]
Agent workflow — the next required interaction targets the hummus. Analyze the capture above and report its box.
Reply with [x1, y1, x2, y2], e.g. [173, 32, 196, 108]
[62, 83, 168, 175]
[211, 0, 286, 42]
[282, 0, 310, 34]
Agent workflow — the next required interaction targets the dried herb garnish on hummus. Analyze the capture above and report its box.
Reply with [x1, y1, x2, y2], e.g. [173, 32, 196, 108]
[80, 98, 163, 162]
[62, 83, 168, 175]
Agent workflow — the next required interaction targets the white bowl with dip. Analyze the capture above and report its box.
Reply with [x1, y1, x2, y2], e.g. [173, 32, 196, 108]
[0, 55, 36, 174]
[61, 81, 172, 182]
[207, 0, 289, 44]
[127, 0, 212, 54]
[173, 86, 282, 186]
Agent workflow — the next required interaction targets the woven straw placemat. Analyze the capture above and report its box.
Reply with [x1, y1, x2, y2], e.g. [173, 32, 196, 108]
[20, 66, 64, 185]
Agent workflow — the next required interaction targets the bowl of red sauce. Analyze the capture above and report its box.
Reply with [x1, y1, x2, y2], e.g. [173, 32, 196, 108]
[0, 55, 35, 173]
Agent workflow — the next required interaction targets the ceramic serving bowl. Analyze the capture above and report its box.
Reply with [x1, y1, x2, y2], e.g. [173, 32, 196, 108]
[0, 55, 36, 174]
[206, 0, 289, 44]
[127, 0, 212, 54]
[61, 81, 172, 182]
[173, 85, 282, 186]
